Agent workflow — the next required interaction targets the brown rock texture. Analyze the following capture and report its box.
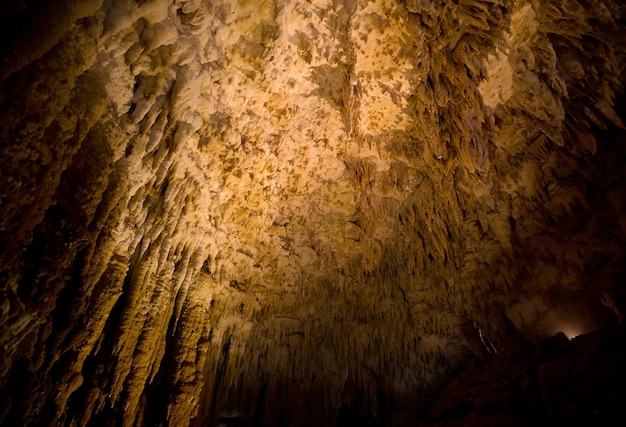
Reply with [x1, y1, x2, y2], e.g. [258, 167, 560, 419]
[0, 0, 625, 426]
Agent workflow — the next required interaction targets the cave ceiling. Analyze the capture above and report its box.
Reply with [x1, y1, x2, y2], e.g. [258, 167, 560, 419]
[1, 0, 626, 426]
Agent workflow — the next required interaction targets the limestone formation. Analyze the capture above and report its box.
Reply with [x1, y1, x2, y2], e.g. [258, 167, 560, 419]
[1, 0, 625, 426]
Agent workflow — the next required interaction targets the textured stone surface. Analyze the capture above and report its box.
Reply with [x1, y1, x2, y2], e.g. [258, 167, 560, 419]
[0, 0, 625, 426]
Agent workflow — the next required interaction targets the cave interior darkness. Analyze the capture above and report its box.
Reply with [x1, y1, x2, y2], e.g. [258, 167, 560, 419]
[1, 0, 626, 426]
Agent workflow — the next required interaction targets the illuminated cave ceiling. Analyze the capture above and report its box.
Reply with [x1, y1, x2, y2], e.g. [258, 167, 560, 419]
[1, 0, 626, 426]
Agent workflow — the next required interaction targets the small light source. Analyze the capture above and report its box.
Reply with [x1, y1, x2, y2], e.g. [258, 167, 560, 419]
[553, 319, 582, 340]
[560, 327, 580, 340]
[557, 319, 587, 340]
[553, 307, 591, 341]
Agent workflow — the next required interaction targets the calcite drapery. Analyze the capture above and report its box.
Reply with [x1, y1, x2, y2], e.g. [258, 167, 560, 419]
[1, 0, 625, 426]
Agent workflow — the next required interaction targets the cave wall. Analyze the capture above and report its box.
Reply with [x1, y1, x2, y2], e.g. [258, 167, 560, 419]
[1, 0, 625, 426]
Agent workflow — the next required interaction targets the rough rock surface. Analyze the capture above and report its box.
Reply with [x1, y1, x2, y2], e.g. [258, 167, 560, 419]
[0, 0, 625, 426]
[420, 325, 626, 427]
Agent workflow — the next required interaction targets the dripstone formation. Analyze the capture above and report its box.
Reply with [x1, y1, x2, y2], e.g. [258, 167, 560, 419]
[1, 0, 625, 426]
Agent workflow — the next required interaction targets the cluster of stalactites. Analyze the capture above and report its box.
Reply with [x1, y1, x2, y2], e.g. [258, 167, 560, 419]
[0, 0, 625, 426]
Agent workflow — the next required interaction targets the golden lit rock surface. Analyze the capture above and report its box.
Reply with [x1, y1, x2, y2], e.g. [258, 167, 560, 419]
[1, 0, 625, 426]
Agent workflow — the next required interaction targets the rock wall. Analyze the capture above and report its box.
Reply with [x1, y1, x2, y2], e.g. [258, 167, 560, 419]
[0, 0, 625, 426]
[421, 325, 626, 427]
